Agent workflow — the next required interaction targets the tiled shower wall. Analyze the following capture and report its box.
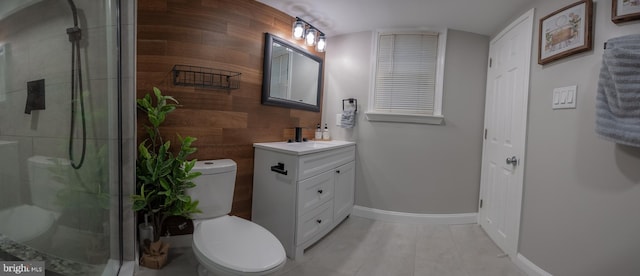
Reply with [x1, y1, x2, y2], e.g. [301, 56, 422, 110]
[0, 0, 117, 205]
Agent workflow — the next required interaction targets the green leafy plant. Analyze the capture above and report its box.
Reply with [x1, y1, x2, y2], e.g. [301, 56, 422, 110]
[53, 144, 110, 233]
[132, 87, 201, 241]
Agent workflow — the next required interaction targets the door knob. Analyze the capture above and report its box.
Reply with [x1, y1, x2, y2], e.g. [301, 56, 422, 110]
[506, 156, 518, 166]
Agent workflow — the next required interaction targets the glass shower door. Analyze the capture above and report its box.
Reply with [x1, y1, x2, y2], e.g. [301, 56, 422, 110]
[0, 0, 123, 275]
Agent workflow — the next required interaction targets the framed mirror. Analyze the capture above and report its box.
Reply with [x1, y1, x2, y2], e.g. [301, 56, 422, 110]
[262, 33, 323, 112]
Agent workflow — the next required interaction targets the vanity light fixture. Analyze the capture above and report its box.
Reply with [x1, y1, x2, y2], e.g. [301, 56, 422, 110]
[316, 34, 326, 52]
[291, 17, 326, 52]
[305, 28, 317, 46]
[292, 19, 305, 40]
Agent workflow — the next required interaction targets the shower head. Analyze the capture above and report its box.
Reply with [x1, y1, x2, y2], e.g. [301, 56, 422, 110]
[66, 0, 86, 169]
[67, 0, 79, 27]
[66, 26, 81, 42]
[66, 0, 81, 42]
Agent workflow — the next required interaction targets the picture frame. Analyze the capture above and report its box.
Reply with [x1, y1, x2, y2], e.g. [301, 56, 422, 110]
[538, 0, 593, 65]
[612, 0, 640, 24]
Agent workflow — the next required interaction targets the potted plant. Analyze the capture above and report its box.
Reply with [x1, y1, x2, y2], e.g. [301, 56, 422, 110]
[131, 87, 201, 269]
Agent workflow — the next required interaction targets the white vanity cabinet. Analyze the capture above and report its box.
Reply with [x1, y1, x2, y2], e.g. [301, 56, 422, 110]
[252, 141, 356, 259]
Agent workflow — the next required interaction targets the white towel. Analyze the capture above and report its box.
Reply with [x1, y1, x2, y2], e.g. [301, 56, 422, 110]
[341, 109, 356, 128]
[595, 34, 640, 147]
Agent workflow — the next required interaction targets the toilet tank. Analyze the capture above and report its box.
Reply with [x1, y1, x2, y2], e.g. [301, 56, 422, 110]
[28, 156, 69, 212]
[187, 159, 237, 220]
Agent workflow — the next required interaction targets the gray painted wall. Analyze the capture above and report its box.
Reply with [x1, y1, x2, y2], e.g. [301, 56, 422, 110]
[323, 29, 489, 214]
[323, 2, 640, 274]
[324, 2, 640, 274]
[513, 0, 640, 275]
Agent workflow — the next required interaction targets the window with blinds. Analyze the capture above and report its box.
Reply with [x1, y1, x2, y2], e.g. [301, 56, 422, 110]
[368, 30, 446, 124]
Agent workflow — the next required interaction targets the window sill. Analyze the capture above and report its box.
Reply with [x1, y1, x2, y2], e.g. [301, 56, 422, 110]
[365, 112, 444, 125]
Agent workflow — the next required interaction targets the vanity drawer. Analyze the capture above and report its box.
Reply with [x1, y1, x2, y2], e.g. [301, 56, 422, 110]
[296, 200, 333, 245]
[298, 146, 355, 180]
[298, 170, 334, 216]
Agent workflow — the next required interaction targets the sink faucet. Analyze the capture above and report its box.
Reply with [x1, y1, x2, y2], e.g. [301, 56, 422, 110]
[294, 127, 303, 142]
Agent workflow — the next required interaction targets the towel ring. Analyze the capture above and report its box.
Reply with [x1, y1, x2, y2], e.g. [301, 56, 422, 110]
[342, 98, 357, 112]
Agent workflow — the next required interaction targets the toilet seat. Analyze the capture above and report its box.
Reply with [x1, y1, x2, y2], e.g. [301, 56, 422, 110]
[192, 215, 286, 275]
[0, 205, 58, 242]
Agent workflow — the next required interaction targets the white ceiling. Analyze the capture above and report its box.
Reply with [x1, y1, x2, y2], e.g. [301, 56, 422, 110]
[257, 0, 533, 37]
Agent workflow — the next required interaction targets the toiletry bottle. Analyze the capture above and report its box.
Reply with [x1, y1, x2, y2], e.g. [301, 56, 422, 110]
[315, 124, 322, 140]
[322, 123, 330, 140]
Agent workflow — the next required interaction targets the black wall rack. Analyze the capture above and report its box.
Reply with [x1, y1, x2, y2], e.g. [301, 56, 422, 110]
[172, 65, 241, 90]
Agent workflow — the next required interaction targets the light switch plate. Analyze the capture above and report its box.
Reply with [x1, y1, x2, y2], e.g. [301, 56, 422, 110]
[552, 85, 577, 109]
[336, 114, 342, 126]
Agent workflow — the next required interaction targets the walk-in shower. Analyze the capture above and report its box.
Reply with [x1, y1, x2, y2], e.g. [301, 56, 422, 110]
[0, 0, 134, 275]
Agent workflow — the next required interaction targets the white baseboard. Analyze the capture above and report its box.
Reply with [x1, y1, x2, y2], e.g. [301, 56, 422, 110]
[351, 205, 477, 225]
[513, 253, 553, 276]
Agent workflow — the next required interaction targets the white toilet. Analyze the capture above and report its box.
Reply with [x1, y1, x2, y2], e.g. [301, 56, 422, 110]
[188, 159, 286, 276]
[0, 156, 66, 247]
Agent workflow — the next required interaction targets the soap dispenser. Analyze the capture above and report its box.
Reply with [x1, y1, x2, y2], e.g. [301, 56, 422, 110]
[322, 123, 330, 140]
[315, 124, 322, 140]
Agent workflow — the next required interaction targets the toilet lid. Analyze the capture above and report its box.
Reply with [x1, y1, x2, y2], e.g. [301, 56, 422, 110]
[193, 216, 286, 273]
[0, 205, 56, 242]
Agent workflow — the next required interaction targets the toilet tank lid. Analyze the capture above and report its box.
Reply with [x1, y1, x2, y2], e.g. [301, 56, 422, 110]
[192, 159, 236, 174]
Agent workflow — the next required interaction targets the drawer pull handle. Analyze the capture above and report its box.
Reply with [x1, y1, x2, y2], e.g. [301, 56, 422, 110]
[316, 219, 322, 224]
[317, 189, 323, 194]
[270, 163, 288, 175]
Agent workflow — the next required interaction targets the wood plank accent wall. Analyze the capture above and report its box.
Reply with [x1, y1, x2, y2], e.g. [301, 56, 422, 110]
[137, 0, 323, 220]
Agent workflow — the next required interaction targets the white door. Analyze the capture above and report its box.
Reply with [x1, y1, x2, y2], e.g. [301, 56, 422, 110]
[479, 9, 534, 257]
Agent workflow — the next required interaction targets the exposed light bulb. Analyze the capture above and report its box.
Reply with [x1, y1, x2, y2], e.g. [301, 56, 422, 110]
[305, 28, 317, 46]
[292, 20, 305, 40]
[316, 35, 326, 52]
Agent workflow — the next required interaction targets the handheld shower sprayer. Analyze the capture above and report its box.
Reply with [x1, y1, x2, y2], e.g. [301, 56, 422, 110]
[66, 0, 86, 170]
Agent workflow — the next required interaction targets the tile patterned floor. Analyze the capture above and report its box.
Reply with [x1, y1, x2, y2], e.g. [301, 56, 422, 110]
[0, 233, 102, 276]
[136, 216, 525, 276]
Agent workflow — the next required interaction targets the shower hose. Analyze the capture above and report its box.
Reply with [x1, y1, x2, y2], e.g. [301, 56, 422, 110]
[67, 0, 86, 170]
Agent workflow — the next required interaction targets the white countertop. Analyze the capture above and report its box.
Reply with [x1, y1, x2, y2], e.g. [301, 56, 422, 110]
[253, 140, 355, 155]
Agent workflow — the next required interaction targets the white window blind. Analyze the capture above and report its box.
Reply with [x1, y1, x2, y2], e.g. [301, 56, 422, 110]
[374, 32, 439, 115]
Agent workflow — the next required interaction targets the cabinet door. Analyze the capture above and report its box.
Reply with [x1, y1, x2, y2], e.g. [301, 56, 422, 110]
[333, 161, 355, 222]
